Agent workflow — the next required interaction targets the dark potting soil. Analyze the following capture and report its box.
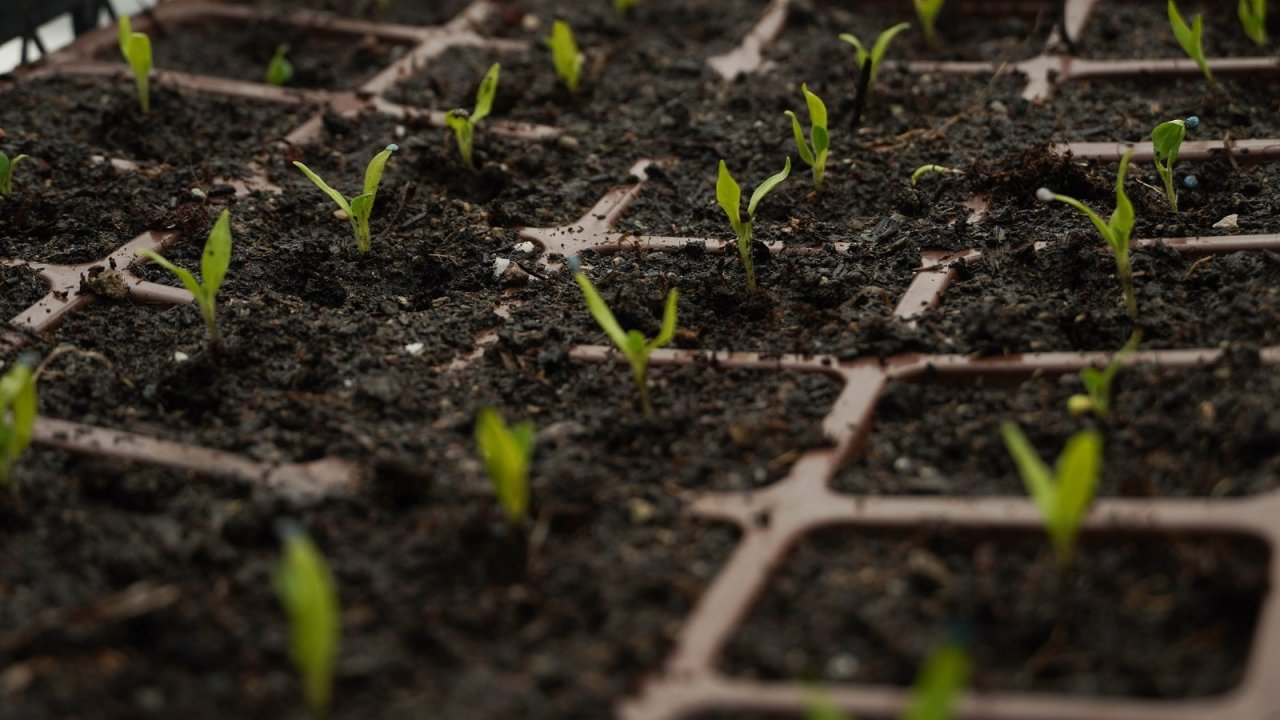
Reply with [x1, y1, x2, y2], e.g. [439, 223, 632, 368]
[722, 528, 1269, 698]
[0, 263, 45, 322]
[837, 358, 1280, 497]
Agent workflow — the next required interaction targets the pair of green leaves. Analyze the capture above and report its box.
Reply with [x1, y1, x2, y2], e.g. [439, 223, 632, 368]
[136, 209, 232, 350]
[806, 641, 969, 720]
[294, 145, 397, 254]
[474, 407, 535, 525]
[117, 16, 153, 113]
[1168, 0, 1213, 84]
[914, 0, 945, 46]
[1036, 149, 1137, 320]
[1239, 0, 1268, 46]
[1151, 116, 1198, 213]
[785, 84, 829, 191]
[274, 523, 340, 720]
[574, 271, 678, 417]
[444, 63, 500, 169]
[0, 358, 37, 490]
[838, 22, 910, 91]
[548, 20, 583, 93]
[1002, 423, 1103, 572]
[0, 151, 29, 199]
[716, 158, 791, 290]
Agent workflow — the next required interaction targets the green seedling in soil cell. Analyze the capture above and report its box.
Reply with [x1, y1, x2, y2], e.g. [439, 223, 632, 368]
[274, 521, 340, 720]
[547, 19, 584, 93]
[838, 22, 911, 92]
[785, 84, 830, 191]
[1068, 331, 1141, 420]
[573, 268, 679, 417]
[1168, 0, 1214, 85]
[444, 63, 500, 169]
[1152, 115, 1198, 213]
[474, 407, 534, 526]
[1239, 0, 1269, 46]
[717, 157, 791, 290]
[614, 0, 639, 17]
[910, 164, 964, 187]
[293, 144, 397, 254]
[1001, 422, 1102, 572]
[265, 43, 294, 86]
[0, 151, 29, 200]
[1036, 148, 1138, 321]
[118, 16, 153, 114]
[135, 209, 232, 351]
[915, 0, 945, 46]
[0, 356, 37, 491]
[804, 640, 970, 720]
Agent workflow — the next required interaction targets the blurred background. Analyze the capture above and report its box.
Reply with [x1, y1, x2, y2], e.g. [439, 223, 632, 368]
[0, 0, 152, 73]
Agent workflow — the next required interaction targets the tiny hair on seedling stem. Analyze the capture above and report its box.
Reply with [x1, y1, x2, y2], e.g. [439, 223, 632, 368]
[444, 63, 500, 169]
[572, 262, 678, 417]
[135, 209, 233, 352]
[1036, 148, 1138, 321]
[785, 84, 830, 191]
[1151, 115, 1198, 213]
[117, 16, 153, 113]
[547, 20, 584, 93]
[0, 151, 29, 200]
[293, 144, 398, 254]
[273, 520, 340, 720]
[716, 158, 791, 290]
[474, 407, 535, 525]
[838, 22, 910, 92]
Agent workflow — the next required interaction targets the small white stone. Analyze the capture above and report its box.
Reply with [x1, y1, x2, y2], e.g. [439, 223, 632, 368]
[521, 13, 540, 30]
[173, 351, 190, 363]
[190, 188, 207, 200]
[394, 125, 407, 139]
[1212, 213, 1239, 230]
[333, 209, 349, 221]
[1036, 187, 1054, 202]
[514, 241, 536, 254]
[493, 257, 512, 277]
[404, 342, 425, 356]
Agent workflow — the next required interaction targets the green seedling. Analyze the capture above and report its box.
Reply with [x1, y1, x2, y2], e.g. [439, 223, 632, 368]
[117, 16, 153, 113]
[1152, 115, 1198, 213]
[0, 356, 37, 490]
[910, 164, 964, 187]
[838, 22, 911, 91]
[474, 407, 535, 525]
[1036, 148, 1138, 321]
[135, 209, 232, 351]
[573, 269, 678, 417]
[805, 640, 969, 720]
[1239, 0, 1269, 46]
[716, 157, 791, 290]
[1002, 423, 1102, 572]
[274, 522, 340, 720]
[547, 20, 584, 93]
[444, 63, 500, 169]
[915, 0, 946, 46]
[293, 144, 397, 254]
[265, 43, 294, 86]
[1168, 0, 1214, 84]
[614, 0, 639, 16]
[0, 151, 29, 200]
[785, 84, 830, 191]
[1068, 331, 1141, 419]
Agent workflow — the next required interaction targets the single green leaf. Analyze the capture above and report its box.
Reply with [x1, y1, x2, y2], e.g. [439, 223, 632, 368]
[802, 83, 827, 131]
[649, 288, 679, 350]
[1108, 149, 1135, 252]
[837, 33, 870, 68]
[444, 110, 469, 133]
[1000, 421, 1057, 526]
[716, 160, 742, 229]
[871, 22, 911, 68]
[475, 407, 532, 523]
[811, 125, 830, 156]
[274, 527, 340, 718]
[136, 249, 205, 300]
[124, 32, 152, 78]
[265, 44, 294, 86]
[361, 146, 395, 199]
[902, 642, 969, 720]
[0, 360, 37, 486]
[574, 272, 631, 352]
[349, 193, 373, 225]
[117, 15, 132, 60]
[1151, 120, 1186, 167]
[472, 63, 500, 124]
[200, 209, 232, 299]
[747, 156, 791, 218]
[785, 111, 815, 166]
[293, 162, 352, 214]
[549, 20, 583, 92]
[1052, 429, 1102, 562]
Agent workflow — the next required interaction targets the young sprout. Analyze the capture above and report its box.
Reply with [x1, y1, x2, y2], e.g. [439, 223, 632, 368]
[293, 144, 397, 254]
[474, 407, 534, 526]
[0, 151, 29, 200]
[910, 164, 964, 187]
[1239, 0, 1268, 46]
[1168, 0, 1213, 85]
[265, 43, 294, 86]
[784, 84, 830, 191]
[1035, 148, 1138, 321]
[1001, 423, 1102, 572]
[716, 158, 792, 290]
[444, 63, 500, 169]
[573, 267, 678, 417]
[1068, 331, 1141, 419]
[1152, 115, 1198, 213]
[135, 209, 232, 351]
[273, 521, 340, 720]
[0, 355, 37, 490]
[614, 0, 639, 16]
[838, 23, 911, 92]
[804, 640, 969, 720]
[117, 16, 153, 114]
[915, 0, 946, 46]
[547, 20, 584, 93]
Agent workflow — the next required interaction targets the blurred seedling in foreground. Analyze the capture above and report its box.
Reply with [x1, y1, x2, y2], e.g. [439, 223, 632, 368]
[1002, 423, 1102, 572]
[474, 407, 534, 526]
[118, 16, 153, 113]
[547, 20, 584, 92]
[1168, 0, 1214, 86]
[265, 43, 294, 86]
[0, 151, 29, 200]
[0, 355, 37, 491]
[915, 0, 945, 46]
[274, 521, 340, 720]
[1238, 0, 1268, 46]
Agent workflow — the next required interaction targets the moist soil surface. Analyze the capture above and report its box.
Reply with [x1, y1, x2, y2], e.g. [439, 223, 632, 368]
[2, 0, 1279, 718]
